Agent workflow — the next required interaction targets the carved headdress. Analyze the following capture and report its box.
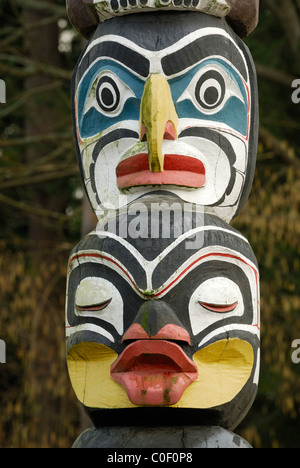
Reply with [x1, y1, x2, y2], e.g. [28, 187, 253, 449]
[66, 0, 259, 39]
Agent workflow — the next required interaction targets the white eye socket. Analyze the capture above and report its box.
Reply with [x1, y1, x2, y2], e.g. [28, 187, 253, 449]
[189, 277, 244, 336]
[84, 71, 136, 117]
[75, 277, 124, 335]
[178, 64, 244, 115]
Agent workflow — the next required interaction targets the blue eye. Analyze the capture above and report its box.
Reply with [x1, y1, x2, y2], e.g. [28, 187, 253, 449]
[96, 76, 120, 113]
[195, 70, 226, 110]
[84, 70, 136, 118]
[77, 62, 144, 138]
[178, 64, 244, 115]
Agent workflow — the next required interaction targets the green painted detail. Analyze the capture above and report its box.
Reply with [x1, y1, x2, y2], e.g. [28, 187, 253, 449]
[163, 388, 170, 404]
[141, 303, 150, 331]
[96, 1, 109, 11]
[204, 0, 230, 14]
[142, 289, 157, 297]
[119, 141, 147, 163]
[154, 0, 170, 7]
[163, 376, 179, 404]
[82, 130, 103, 146]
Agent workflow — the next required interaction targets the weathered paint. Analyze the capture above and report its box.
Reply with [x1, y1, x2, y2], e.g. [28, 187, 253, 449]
[110, 340, 198, 405]
[67, 337, 254, 410]
[71, 13, 259, 222]
[66, 211, 260, 428]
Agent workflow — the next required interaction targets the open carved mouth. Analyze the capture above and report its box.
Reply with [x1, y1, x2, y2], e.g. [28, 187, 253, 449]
[110, 340, 198, 406]
[116, 153, 206, 189]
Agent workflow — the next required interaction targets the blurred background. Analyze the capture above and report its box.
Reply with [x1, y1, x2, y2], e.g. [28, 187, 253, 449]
[1, 0, 300, 448]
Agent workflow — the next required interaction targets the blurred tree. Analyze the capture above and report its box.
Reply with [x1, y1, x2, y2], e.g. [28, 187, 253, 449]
[1, 0, 300, 448]
[0, 0, 84, 448]
[233, 0, 300, 448]
[22, 0, 77, 447]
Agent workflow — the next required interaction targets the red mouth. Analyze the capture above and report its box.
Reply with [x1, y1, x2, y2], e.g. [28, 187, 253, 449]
[116, 153, 205, 189]
[110, 340, 198, 406]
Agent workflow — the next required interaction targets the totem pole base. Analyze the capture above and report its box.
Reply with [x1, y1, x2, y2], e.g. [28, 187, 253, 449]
[72, 426, 251, 449]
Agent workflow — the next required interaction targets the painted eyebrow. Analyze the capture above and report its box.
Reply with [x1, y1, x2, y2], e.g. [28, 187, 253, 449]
[161, 35, 247, 80]
[77, 41, 150, 81]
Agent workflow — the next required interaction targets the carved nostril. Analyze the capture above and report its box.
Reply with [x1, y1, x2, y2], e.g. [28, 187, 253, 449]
[140, 124, 147, 142]
[122, 323, 149, 342]
[163, 121, 177, 141]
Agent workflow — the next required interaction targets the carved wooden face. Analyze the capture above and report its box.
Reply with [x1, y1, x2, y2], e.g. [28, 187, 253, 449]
[66, 206, 260, 429]
[72, 12, 258, 223]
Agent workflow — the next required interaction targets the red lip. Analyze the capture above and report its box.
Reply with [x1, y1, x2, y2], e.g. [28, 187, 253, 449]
[116, 153, 205, 189]
[110, 340, 198, 406]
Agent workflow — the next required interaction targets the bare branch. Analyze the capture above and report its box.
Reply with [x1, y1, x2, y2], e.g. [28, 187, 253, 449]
[0, 131, 71, 146]
[0, 165, 78, 189]
[256, 63, 295, 88]
[0, 53, 72, 81]
[259, 125, 300, 168]
[14, 0, 66, 17]
[0, 192, 69, 221]
[0, 81, 65, 118]
[265, 0, 300, 56]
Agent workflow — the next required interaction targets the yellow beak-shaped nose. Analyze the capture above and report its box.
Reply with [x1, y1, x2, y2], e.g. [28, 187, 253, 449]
[140, 74, 178, 173]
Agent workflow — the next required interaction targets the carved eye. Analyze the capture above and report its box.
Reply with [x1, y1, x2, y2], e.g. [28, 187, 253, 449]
[74, 277, 124, 335]
[194, 70, 226, 110]
[178, 64, 244, 115]
[75, 298, 112, 313]
[189, 277, 243, 336]
[96, 76, 120, 113]
[84, 71, 136, 118]
[199, 301, 238, 313]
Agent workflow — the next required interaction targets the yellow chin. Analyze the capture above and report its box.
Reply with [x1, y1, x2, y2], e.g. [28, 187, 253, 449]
[176, 338, 254, 408]
[67, 338, 254, 409]
[67, 342, 135, 409]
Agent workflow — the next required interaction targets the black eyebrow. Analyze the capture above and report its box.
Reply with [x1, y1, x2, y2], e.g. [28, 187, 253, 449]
[76, 41, 150, 82]
[162, 35, 247, 80]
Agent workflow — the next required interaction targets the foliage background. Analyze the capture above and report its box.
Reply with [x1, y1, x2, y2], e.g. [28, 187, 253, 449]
[1, 0, 300, 448]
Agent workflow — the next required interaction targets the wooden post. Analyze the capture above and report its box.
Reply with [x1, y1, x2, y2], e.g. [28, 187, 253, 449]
[66, 0, 260, 448]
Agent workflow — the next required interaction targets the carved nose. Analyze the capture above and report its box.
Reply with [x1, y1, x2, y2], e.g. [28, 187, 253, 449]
[122, 300, 190, 345]
[139, 74, 178, 173]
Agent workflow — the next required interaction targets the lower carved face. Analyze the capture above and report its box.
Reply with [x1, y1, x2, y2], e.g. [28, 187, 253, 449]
[66, 211, 260, 428]
[72, 12, 258, 223]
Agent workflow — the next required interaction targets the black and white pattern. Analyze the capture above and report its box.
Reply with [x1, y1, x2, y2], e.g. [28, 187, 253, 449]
[66, 208, 260, 428]
[71, 12, 258, 223]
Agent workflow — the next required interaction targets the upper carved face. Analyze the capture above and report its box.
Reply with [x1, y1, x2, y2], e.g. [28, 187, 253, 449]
[72, 12, 258, 223]
[66, 205, 260, 429]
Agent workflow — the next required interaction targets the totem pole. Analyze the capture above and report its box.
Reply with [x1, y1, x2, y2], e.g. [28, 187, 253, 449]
[65, 0, 260, 448]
